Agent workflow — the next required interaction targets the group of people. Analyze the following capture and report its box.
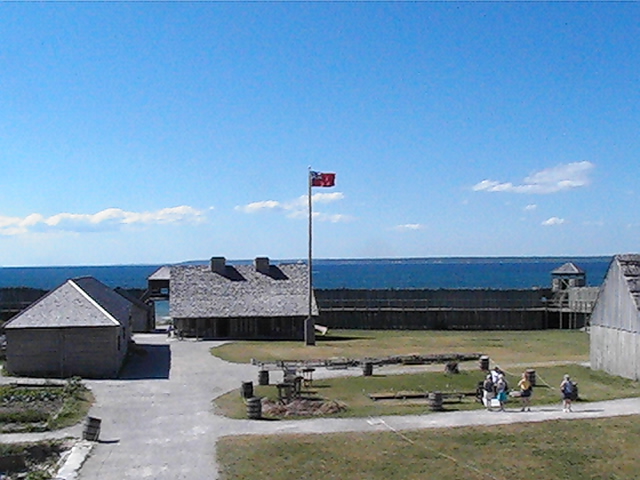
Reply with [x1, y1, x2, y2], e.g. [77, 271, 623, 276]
[481, 366, 576, 412]
[481, 367, 511, 412]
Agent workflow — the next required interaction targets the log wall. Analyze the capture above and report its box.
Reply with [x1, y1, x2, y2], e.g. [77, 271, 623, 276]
[316, 288, 560, 330]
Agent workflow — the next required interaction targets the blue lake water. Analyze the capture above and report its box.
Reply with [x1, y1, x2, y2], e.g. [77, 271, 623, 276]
[0, 256, 611, 291]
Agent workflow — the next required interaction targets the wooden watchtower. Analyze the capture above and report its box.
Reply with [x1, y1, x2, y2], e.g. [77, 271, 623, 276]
[550, 262, 589, 329]
[552, 262, 586, 292]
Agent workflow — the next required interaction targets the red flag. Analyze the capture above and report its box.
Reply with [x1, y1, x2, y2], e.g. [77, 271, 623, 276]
[310, 171, 336, 187]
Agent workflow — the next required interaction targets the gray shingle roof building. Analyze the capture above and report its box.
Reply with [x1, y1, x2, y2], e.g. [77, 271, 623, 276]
[168, 257, 317, 339]
[4, 277, 133, 378]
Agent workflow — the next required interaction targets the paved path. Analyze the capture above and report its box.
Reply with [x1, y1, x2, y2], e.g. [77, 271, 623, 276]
[216, 397, 640, 437]
[77, 334, 256, 480]
[2, 333, 639, 479]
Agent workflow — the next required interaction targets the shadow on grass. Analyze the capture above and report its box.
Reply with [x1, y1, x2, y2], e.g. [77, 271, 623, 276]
[319, 334, 370, 342]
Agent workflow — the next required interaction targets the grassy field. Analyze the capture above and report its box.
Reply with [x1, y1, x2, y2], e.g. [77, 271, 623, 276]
[215, 330, 639, 479]
[211, 329, 589, 366]
[213, 329, 604, 419]
[214, 363, 640, 419]
[217, 415, 640, 480]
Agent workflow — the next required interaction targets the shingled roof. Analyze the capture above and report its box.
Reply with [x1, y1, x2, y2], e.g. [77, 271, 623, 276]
[551, 262, 585, 275]
[5, 276, 132, 329]
[169, 260, 318, 319]
[616, 254, 640, 311]
[148, 265, 171, 281]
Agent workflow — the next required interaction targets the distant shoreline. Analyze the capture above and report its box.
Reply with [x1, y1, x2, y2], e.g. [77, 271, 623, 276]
[0, 254, 614, 269]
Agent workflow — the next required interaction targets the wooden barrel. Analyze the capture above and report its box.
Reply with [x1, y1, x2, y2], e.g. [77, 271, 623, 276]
[241, 381, 254, 399]
[428, 391, 444, 411]
[246, 397, 262, 420]
[479, 355, 490, 371]
[258, 369, 269, 386]
[526, 369, 536, 386]
[362, 362, 373, 376]
[83, 416, 101, 441]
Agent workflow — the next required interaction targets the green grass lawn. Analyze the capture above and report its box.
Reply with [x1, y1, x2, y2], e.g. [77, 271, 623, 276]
[215, 330, 639, 479]
[211, 329, 589, 366]
[217, 415, 640, 480]
[213, 329, 607, 419]
[214, 364, 640, 419]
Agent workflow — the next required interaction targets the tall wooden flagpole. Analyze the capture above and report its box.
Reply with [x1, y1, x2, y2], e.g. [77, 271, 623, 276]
[305, 167, 316, 346]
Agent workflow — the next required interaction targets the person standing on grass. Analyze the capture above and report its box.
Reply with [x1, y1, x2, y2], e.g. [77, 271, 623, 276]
[560, 374, 575, 412]
[518, 372, 532, 412]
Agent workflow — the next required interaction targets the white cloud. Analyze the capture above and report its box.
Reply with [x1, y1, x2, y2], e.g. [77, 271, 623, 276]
[542, 217, 565, 226]
[314, 212, 354, 223]
[393, 223, 425, 231]
[236, 192, 349, 222]
[234, 200, 283, 214]
[473, 161, 594, 194]
[311, 192, 344, 204]
[524, 204, 537, 211]
[0, 206, 205, 236]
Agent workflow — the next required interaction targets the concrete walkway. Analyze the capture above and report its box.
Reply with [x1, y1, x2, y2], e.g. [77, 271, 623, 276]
[2, 333, 639, 479]
[77, 334, 257, 480]
[216, 396, 640, 438]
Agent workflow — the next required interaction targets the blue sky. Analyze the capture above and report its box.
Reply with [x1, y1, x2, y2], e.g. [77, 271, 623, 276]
[1, 2, 638, 266]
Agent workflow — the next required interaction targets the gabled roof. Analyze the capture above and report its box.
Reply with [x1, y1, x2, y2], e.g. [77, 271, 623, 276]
[5, 276, 131, 329]
[114, 287, 150, 310]
[616, 254, 640, 311]
[170, 262, 318, 318]
[551, 262, 585, 275]
[148, 266, 171, 281]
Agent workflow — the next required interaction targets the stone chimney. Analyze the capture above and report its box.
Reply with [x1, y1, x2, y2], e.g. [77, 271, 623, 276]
[254, 257, 270, 274]
[210, 257, 226, 274]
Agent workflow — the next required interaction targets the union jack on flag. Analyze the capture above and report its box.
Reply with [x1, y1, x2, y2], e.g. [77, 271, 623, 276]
[310, 171, 336, 187]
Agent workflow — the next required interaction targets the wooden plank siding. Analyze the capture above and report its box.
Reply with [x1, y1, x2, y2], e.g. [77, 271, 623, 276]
[6, 326, 124, 378]
[590, 254, 640, 380]
[173, 316, 304, 340]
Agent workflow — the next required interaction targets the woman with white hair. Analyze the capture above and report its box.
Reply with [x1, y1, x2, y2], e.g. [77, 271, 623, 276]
[482, 374, 495, 411]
